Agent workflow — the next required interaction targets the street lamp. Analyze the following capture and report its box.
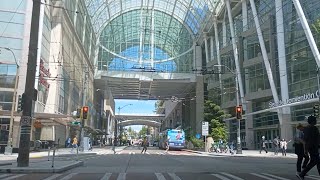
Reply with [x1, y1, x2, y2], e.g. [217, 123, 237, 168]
[0, 47, 19, 155]
[118, 104, 133, 115]
[213, 64, 242, 154]
[116, 104, 132, 145]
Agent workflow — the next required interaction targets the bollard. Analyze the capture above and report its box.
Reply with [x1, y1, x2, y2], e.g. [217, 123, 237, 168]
[48, 147, 51, 161]
[51, 148, 56, 168]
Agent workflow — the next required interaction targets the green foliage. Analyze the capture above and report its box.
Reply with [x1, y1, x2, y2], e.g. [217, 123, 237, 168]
[139, 126, 148, 137]
[190, 136, 204, 148]
[204, 100, 231, 141]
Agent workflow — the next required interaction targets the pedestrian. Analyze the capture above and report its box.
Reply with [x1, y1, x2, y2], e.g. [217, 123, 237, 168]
[112, 138, 116, 154]
[273, 136, 280, 155]
[141, 137, 148, 154]
[66, 137, 71, 148]
[165, 139, 170, 153]
[259, 136, 268, 154]
[294, 123, 309, 175]
[280, 139, 290, 156]
[297, 115, 320, 180]
[71, 136, 78, 153]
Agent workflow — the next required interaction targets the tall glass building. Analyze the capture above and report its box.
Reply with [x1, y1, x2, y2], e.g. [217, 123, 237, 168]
[205, 0, 320, 150]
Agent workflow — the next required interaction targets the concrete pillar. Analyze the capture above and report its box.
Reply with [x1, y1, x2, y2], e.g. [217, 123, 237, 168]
[196, 76, 204, 134]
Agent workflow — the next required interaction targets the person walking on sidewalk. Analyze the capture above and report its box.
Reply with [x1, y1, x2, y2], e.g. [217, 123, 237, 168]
[295, 123, 309, 175]
[297, 116, 320, 180]
[280, 139, 290, 156]
[273, 136, 280, 155]
[259, 136, 268, 154]
[165, 139, 170, 153]
[71, 136, 78, 153]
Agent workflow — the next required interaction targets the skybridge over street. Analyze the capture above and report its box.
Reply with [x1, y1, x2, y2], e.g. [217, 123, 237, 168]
[116, 114, 165, 127]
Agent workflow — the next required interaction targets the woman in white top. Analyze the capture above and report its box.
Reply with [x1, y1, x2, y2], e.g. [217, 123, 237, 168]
[280, 139, 291, 156]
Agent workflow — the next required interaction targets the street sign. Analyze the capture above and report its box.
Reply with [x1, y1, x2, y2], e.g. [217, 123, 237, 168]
[202, 121, 209, 136]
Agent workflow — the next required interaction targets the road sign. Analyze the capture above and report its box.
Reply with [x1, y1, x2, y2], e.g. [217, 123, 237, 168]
[202, 121, 209, 136]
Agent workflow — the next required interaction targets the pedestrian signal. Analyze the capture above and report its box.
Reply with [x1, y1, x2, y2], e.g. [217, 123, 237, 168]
[82, 106, 89, 119]
[236, 105, 242, 120]
[17, 93, 26, 112]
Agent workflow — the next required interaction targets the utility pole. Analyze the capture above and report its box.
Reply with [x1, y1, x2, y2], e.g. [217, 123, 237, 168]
[17, 0, 41, 167]
[79, 70, 88, 151]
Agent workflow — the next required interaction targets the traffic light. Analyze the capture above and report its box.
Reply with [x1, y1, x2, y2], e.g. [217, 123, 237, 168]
[17, 93, 26, 112]
[82, 106, 89, 119]
[314, 104, 319, 117]
[76, 108, 81, 118]
[236, 105, 242, 120]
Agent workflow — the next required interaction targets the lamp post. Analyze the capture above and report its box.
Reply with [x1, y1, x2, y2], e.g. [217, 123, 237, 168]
[116, 104, 132, 145]
[213, 64, 242, 154]
[1, 47, 19, 155]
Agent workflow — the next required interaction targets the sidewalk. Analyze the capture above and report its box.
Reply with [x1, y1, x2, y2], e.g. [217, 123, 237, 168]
[183, 149, 297, 158]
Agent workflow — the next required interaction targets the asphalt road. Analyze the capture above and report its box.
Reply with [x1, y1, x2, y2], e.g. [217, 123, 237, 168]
[1, 146, 319, 180]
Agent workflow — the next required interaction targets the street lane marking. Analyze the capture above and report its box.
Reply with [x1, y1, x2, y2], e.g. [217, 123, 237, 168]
[117, 173, 126, 180]
[155, 173, 166, 180]
[3, 174, 25, 180]
[221, 172, 244, 180]
[261, 173, 290, 180]
[43, 174, 63, 180]
[211, 174, 231, 180]
[168, 173, 182, 180]
[250, 173, 274, 180]
[60, 173, 78, 180]
[0, 174, 10, 178]
[100, 173, 112, 180]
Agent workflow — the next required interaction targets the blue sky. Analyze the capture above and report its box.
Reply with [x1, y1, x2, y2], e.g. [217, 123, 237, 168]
[115, 99, 157, 132]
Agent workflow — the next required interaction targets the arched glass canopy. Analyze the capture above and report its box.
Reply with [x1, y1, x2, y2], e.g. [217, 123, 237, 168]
[85, 0, 217, 73]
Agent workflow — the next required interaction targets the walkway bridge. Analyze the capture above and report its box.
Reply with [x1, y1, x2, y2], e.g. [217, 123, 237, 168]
[116, 114, 165, 127]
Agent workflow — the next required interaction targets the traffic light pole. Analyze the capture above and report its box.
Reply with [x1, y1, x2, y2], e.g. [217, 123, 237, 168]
[17, 0, 41, 167]
[79, 71, 88, 152]
[235, 76, 242, 154]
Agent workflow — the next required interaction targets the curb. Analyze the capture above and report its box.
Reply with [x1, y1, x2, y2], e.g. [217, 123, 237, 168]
[0, 161, 84, 173]
[0, 163, 12, 166]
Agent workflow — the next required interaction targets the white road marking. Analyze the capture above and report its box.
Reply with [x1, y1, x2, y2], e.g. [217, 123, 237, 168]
[42, 174, 63, 180]
[100, 173, 112, 180]
[146, 152, 150, 154]
[117, 173, 126, 180]
[59, 173, 78, 180]
[250, 173, 274, 180]
[211, 174, 231, 180]
[221, 172, 244, 180]
[261, 173, 290, 180]
[132, 152, 135, 155]
[168, 173, 181, 180]
[3, 174, 26, 180]
[0, 174, 10, 178]
[155, 173, 166, 180]
[118, 152, 122, 154]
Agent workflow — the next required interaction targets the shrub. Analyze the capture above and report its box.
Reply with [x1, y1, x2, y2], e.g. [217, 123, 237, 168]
[190, 136, 204, 148]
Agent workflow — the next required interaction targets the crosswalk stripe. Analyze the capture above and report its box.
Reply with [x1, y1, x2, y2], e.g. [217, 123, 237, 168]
[132, 152, 135, 155]
[168, 173, 181, 180]
[250, 173, 274, 180]
[211, 174, 231, 180]
[100, 173, 112, 180]
[261, 173, 290, 180]
[117, 173, 126, 180]
[309, 175, 320, 178]
[221, 172, 244, 180]
[155, 173, 166, 180]
[146, 152, 150, 154]
[0, 174, 10, 178]
[43, 174, 63, 180]
[60, 173, 78, 180]
[3, 174, 25, 180]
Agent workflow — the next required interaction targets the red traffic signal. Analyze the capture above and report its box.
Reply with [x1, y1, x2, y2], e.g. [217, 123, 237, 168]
[82, 106, 89, 119]
[236, 105, 242, 120]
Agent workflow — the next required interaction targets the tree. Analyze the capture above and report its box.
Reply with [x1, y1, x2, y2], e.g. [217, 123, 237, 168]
[204, 100, 230, 141]
[138, 126, 148, 137]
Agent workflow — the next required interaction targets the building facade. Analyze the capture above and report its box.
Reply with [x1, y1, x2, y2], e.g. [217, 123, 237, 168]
[204, 0, 320, 150]
[0, 0, 101, 151]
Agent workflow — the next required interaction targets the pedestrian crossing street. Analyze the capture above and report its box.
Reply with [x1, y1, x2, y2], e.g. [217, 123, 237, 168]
[0, 172, 319, 180]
